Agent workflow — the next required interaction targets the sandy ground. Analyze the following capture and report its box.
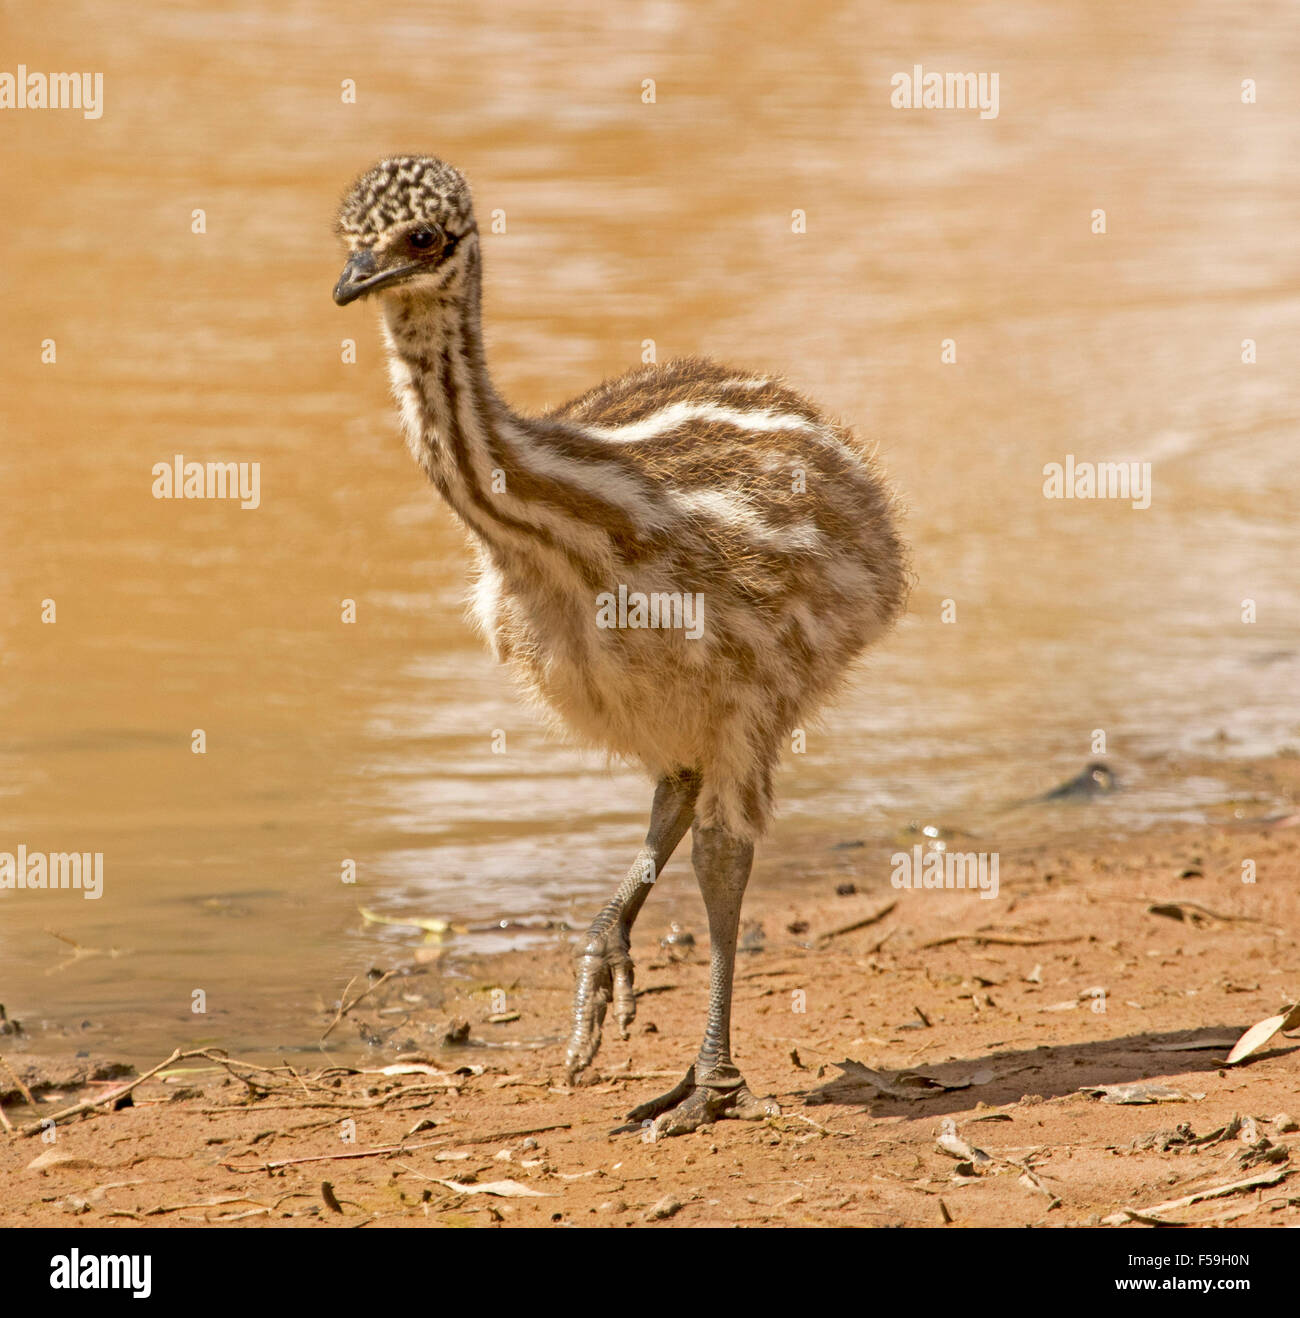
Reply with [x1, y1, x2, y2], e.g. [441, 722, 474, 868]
[2, 755, 1298, 1229]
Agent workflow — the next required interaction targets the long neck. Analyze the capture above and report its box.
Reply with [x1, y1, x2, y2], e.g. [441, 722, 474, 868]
[379, 246, 653, 588]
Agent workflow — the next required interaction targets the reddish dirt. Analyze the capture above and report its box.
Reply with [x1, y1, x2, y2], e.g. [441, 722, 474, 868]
[3, 756, 1298, 1228]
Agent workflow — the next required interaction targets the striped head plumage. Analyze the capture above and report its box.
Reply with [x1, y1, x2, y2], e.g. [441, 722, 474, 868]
[334, 156, 478, 305]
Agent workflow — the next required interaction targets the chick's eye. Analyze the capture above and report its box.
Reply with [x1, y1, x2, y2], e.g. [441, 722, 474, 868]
[408, 229, 438, 250]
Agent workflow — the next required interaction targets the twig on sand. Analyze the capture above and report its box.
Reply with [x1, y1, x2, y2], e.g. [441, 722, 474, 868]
[281, 1060, 314, 1100]
[222, 1138, 445, 1174]
[1101, 1167, 1292, 1226]
[816, 901, 897, 946]
[14, 1046, 215, 1138]
[146, 1194, 271, 1216]
[13, 1046, 341, 1137]
[737, 964, 808, 981]
[320, 969, 400, 1043]
[919, 933, 1084, 950]
[454, 1121, 572, 1145]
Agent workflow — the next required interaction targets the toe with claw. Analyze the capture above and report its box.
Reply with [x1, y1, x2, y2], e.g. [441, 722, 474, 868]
[627, 1064, 779, 1137]
[564, 926, 636, 1083]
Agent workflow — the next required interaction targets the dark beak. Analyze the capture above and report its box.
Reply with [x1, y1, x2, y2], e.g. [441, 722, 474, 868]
[333, 250, 418, 306]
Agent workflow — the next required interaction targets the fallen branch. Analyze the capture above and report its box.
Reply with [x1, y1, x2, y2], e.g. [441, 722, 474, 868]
[920, 933, 1084, 950]
[146, 1195, 269, 1216]
[1101, 1167, 1292, 1226]
[817, 901, 897, 946]
[455, 1121, 572, 1144]
[222, 1138, 444, 1174]
[15, 1047, 215, 1138]
[12, 1046, 342, 1137]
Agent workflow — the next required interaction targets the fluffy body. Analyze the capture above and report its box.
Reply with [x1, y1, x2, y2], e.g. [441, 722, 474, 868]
[334, 156, 907, 839]
[474, 360, 906, 836]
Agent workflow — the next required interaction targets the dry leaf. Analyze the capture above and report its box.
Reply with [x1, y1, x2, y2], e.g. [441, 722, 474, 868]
[935, 1118, 992, 1165]
[1190, 1115, 1243, 1147]
[1017, 1168, 1060, 1206]
[834, 1059, 976, 1099]
[1225, 1002, 1300, 1065]
[363, 1064, 453, 1078]
[832, 1060, 924, 1099]
[896, 1071, 967, 1093]
[27, 1150, 99, 1171]
[1083, 1082, 1203, 1105]
[433, 1178, 551, 1198]
[357, 906, 450, 934]
[1147, 901, 1257, 927]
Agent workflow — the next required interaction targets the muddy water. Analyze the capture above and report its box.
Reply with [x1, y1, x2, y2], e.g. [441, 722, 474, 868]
[1, 1, 1297, 1062]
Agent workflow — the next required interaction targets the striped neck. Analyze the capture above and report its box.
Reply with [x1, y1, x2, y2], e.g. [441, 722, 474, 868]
[378, 247, 657, 583]
[380, 247, 509, 529]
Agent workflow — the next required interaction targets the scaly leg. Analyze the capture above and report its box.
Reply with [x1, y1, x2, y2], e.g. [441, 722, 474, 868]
[627, 819, 779, 1136]
[564, 769, 699, 1083]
